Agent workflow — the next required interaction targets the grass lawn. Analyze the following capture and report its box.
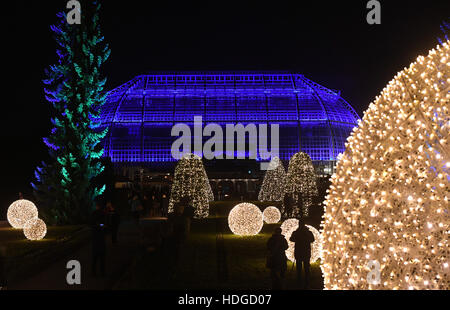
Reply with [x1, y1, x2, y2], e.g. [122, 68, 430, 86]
[124, 201, 324, 290]
[0, 225, 89, 285]
[0, 225, 85, 258]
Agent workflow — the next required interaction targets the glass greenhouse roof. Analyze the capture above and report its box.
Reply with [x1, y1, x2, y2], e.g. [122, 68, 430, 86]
[99, 72, 360, 163]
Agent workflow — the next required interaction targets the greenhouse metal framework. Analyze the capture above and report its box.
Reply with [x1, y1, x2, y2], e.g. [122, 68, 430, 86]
[99, 72, 360, 172]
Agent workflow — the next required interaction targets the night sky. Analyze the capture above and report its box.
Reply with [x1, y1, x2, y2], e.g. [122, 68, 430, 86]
[1, 0, 448, 216]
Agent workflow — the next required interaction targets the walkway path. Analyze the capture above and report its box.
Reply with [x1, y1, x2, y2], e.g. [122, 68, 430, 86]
[9, 220, 141, 290]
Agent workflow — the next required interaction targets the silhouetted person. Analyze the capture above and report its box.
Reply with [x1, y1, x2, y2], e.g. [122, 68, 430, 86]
[142, 195, 149, 217]
[167, 202, 186, 277]
[181, 197, 194, 235]
[290, 220, 314, 289]
[91, 202, 107, 277]
[0, 246, 6, 290]
[106, 201, 120, 244]
[131, 195, 143, 225]
[161, 194, 169, 217]
[266, 227, 288, 290]
[283, 193, 294, 218]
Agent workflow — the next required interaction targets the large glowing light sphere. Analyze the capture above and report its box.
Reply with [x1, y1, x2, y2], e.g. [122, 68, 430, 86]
[321, 41, 450, 290]
[280, 219, 322, 263]
[7, 200, 39, 229]
[228, 203, 264, 236]
[23, 218, 47, 241]
[263, 206, 281, 224]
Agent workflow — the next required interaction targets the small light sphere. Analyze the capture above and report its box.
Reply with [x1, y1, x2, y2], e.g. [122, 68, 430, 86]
[263, 206, 281, 224]
[280, 219, 323, 263]
[23, 218, 47, 241]
[7, 199, 39, 229]
[228, 203, 264, 236]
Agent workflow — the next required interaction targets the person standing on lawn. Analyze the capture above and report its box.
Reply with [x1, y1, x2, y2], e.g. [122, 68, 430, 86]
[161, 194, 169, 217]
[106, 201, 120, 244]
[0, 246, 6, 290]
[266, 227, 289, 290]
[91, 202, 107, 277]
[290, 219, 314, 289]
[167, 202, 186, 278]
[131, 194, 143, 225]
[181, 197, 194, 235]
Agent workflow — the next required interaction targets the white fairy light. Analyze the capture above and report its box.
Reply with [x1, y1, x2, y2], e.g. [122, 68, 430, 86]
[168, 153, 214, 219]
[263, 206, 282, 224]
[7, 200, 39, 229]
[321, 41, 450, 290]
[228, 203, 264, 236]
[258, 157, 287, 202]
[285, 152, 318, 217]
[23, 218, 47, 241]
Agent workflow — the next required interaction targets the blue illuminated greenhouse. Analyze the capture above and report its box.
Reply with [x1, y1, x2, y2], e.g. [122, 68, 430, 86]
[99, 72, 359, 174]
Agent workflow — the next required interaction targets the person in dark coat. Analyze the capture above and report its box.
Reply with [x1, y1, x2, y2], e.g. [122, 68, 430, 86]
[167, 202, 186, 277]
[0, 246, 6, 290]
[266, 227, 289, 290]
[283, 193, 294, 218]
[181, 197, 195, 235]
[161, 194, 169, 217]
[91, 202, 107, 277]
[106, 201, 121, 244]
[290, 220, 315, 289]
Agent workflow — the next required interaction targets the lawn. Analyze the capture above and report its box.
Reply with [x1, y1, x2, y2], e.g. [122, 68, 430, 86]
[122, 201, 324, 290]
[0, 224, 90, 285]
[0, 225, 85, 258]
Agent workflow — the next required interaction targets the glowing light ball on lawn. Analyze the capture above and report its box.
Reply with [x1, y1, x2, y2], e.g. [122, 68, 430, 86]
[263, 206, 281, 224]
[228, 203, 263, 236]
[23, 218, 47, 241]
[321, 41, 450, 290]
[281, 219, 323, 263]
[7, 200, 39, 229]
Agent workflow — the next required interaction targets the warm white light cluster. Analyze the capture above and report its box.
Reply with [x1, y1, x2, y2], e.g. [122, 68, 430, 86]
[263, 206, 281, 224]
[23, 218, 47, 241]
[228, 203, 264, 236]
[280, 219, 322, 263]
[321, 41, 449, 290]
[169, 153, 214, 219]
[7, 200, 38, 229]
[7, 199, 47, 241]
[285, 152, 318, 217]
[258, 157, 286, 202]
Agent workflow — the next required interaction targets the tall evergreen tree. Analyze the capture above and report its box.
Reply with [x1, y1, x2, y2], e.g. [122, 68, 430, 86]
[32, 1, 111, 224]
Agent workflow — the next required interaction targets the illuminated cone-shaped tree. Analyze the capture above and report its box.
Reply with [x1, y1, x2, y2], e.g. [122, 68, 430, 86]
[285, 152, 318, 218]
[321, 41, 449, 290]
[169, 154, 213, 219]
[258, 157, 286, 202]
[32, 1, 110, 224]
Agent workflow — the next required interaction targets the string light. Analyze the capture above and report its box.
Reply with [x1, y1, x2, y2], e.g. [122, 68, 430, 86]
[263, 206, 281, 224]
[285, 152, 319, 217]
[228, 203, 264, 236]
[321, 41, 449, 290]
[7, 200, 39, 229]
[258, 157, 286, 202]
[23, 218, 47, 241]
[168, 153, 214, 219]
[280, 219, 323, 263]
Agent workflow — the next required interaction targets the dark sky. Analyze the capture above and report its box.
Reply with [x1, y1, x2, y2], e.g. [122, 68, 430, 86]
[1, 0, 448, 213]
